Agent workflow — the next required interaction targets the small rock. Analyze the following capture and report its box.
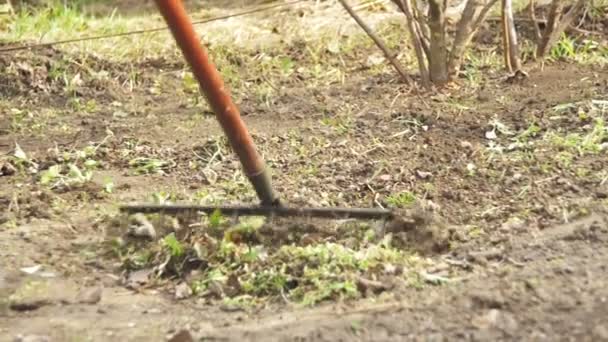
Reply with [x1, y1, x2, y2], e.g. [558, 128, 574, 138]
[19, 265, 42, 275]
[415, 170, 433, 180]
[224, 274, 242, 298]
[202, 168, 218, 185]
[472, 309, 518, 332]
[500, 217, 526, 233]
[168, 330, 194, 342]
[175, 282, 192, 300]
[143, 308, 162, 314]
[595, 188, 608, 199]
[470, 290, 506, 309]
[356, 276, 392, 295]
[125, 268, 153, 289]
[468, 248, 504, 263]
[466, 163, 476, 173]
[485, 130, 497, 140]
[112, 110, 129, 118]
[9, 299, 51, 312]
[378, 174, 391, 182]
[460, 141, 473, 149]
[76, 286, 102, 305]
[421, 272, 451, 285]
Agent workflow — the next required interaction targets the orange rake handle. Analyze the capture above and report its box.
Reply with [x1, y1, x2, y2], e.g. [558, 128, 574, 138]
[154, 0, 279, 206]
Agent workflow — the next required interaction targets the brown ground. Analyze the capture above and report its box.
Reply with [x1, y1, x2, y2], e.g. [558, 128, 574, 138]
[1, 1, 608, 341]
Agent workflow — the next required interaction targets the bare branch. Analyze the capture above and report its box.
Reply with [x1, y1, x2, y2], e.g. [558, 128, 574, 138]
[412, 5, 431, 61]
[398, 0, 431, 88]
[338, 0, 412, 84]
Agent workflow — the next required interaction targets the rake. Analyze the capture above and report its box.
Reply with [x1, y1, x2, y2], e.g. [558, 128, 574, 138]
[119, 0, 395, 222]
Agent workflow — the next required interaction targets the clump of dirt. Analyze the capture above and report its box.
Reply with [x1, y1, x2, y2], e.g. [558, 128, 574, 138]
[381, 206, 451, 255]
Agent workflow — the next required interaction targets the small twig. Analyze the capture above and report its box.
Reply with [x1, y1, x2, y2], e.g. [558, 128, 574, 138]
[390, 129, 411, 138]
[8, 194, 19, 213]
[280, 288, 295, 306]
[389, 91, 403, 109]
[261, 74, 280, 92]
[374, 193, 385, 209]
[507, 257, 526, 267]
[600, 173, 608, 186]
[338, 0, 412, 84]
[442, 257, 473, 269]
[534, 175, 558, 185]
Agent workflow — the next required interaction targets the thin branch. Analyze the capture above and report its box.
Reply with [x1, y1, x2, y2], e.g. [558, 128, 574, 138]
[338, 0, 412, 84]
[398, 0, 431, 88]
[412, 5, 432, 60]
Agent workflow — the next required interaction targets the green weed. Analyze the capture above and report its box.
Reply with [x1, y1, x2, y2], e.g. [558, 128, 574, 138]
[129, 157, 173, 175]
[320, 116, 352, 135]
[547, 118, 606, 155]
[550, 34, 608, 65]
[162, 233, 184, 258]
[39, 164, 93, 188]
[386, 191, 417, 208]
[116, 223, 426, 307]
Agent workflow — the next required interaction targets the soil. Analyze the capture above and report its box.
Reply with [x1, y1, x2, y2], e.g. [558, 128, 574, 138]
[1, 1, 608, 341]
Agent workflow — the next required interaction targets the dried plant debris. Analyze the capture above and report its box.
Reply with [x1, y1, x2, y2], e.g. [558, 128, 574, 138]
[107, 211, 446, 307]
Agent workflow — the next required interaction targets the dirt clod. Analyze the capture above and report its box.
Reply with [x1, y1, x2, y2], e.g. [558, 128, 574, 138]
[127, 213, 157, 240]
[167, 330, 195, 342]
[470, 290, 507, 310]
[383, 207, 450, 254]
[174, 282, 193, 300]
[75, 286, 102, 305]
